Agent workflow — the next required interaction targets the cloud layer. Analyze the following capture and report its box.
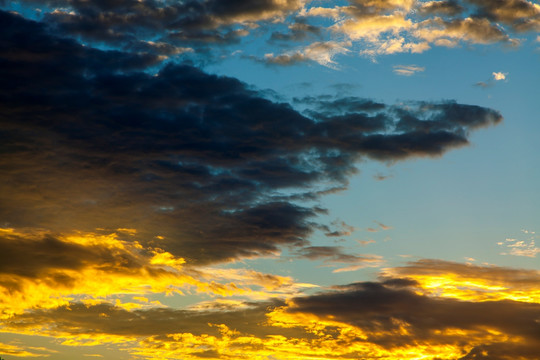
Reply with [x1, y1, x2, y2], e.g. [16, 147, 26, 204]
[1, 2, 532, 359]
[2, 0, 539, 63]
[3, 260, 540, 359]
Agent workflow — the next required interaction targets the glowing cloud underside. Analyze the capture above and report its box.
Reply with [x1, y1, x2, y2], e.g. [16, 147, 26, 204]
[1, 0, 539, 359]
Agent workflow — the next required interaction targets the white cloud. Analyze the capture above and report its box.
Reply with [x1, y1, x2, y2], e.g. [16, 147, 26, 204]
[492, 72, 507, 81]
[499, 233, 540, 258]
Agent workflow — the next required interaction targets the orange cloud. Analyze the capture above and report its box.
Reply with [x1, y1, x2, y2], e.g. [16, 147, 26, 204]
[3, 260, 540, 359]
[0, 228, 313, 319]
[382, 258, 540, 303]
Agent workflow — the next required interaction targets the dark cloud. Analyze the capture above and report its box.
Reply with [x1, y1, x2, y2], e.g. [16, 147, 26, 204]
[3, 300, 306, 340]
[343, 0, 410, 17]
[465, 0, 540, 32]
[252, 51, 308, 66]
[0, 10, 502, 264]
[13, 0, 303, 51]
[12, 0, 538, 57]
[287, 279, 540, 355]
[373, 173, 392, 181]
[419, 0, 465, 17]
[270, 19, 322, 42]
[394, 101, 502, 133]
[0, 231, 143, 281]
[6, 268, 540, 359]
[445, 17, 513, 43]
[474, 81, 492, 88]
[294, 95, 386, 114]
[295, 246, 371, 263]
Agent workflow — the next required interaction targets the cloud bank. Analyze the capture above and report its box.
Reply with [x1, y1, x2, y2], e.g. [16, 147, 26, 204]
[0, 10, 502, 266]
[3, 260, 540, 359]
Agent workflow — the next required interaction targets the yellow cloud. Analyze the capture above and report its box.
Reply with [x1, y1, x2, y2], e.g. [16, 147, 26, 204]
[3, 253, 540, 360]
[383, 259, 540, 303]
[0, 341, 54, 357]
[336, 13, 412, 41]
[0, 228, 313, 318]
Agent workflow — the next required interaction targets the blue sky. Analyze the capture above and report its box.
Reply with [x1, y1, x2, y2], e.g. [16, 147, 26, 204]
[1, 1, 540, 359]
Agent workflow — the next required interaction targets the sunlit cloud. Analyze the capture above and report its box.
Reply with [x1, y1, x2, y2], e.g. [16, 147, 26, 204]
[475, 70, 509, 88]
[0, 341, 57, 357]
[3, 260, 540, 359]
[1, 1, 538, 359]
[493, 71, 508, 81]
[499, 230, 540, 258]
[383, 258, 540, 303]
[0, 227, 316, 319]
[260, 41, 351, 68]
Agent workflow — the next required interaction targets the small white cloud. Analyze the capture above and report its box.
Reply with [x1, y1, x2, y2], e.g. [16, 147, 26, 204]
[499, 232, 540, 257]
[492, 72, 507, 81]
[393, 64, 425, 76]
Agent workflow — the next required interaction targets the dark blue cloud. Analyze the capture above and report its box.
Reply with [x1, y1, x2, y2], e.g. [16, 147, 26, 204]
[0, 10, 501, 264]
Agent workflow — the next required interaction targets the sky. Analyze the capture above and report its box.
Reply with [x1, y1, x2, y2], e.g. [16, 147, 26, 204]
[1, 0, 540, 359]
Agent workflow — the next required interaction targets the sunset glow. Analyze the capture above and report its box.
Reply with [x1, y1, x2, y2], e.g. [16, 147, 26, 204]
[1, 0, 539, 359]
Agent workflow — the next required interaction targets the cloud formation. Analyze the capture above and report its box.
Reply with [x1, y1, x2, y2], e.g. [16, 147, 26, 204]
[2, 0, 537, 64]
[0, 2, 536, 360]
[493, 71, 508, 80]
[0, 10, 502, 267]
[15, 0, 304, 53]
[294, 246, 384, 272]
[498, 230, 540, 258]
[393, 64, 425, 76]
[280, 278, 540, 359]
[0, 227, 315, 320]
[382, 258, 540, 302]
[4, 260, 540, 359]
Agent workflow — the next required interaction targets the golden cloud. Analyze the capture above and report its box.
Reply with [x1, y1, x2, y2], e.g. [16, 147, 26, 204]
[0, 227, 312, 319]
[3, 259, 540, 359]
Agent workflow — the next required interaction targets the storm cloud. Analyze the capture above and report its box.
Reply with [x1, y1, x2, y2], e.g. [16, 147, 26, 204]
[0, 10, 502, 265]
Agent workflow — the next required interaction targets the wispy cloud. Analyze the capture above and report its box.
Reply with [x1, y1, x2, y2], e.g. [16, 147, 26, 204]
[393, 64, 425, 76]
[366, 221, 393, 232]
